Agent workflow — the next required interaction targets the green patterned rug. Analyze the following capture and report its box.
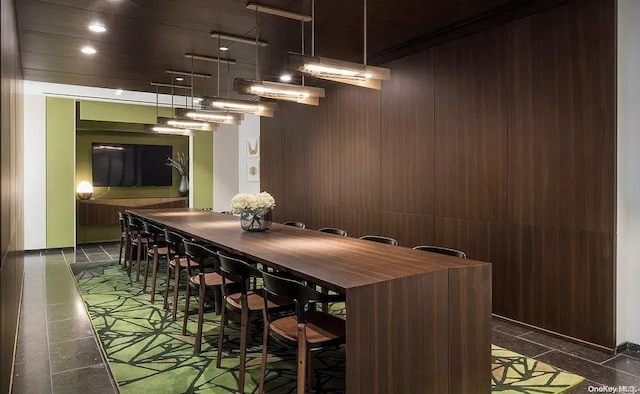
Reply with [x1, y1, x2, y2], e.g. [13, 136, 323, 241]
[73, 262, 583, 393]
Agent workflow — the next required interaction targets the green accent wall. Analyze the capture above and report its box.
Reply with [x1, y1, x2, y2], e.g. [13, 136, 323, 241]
[75, 128, 188, 243]
[192, 130, 213, 209]
[43, 99, 214, 245]
[79, 100, 173, 124]
[46, 97, 76, 248]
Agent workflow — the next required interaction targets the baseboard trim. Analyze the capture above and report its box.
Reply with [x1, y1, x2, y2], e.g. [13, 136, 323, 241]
[25, 247, 75, 254]
[492, 314, 615, 353]
[616, 342, 640, 354]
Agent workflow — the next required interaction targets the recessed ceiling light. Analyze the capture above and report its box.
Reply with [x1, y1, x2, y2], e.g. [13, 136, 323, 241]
[115, 89, 123, 95]
[219, 46, 229, 51]
[279, 74, 292, 82]
[88, 23, 106, 33]
[175, 77, 184, 82]
[81, 46, 97, 55]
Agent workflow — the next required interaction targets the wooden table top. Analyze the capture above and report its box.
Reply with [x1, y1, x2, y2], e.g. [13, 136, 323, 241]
[128, 208, 489, 293]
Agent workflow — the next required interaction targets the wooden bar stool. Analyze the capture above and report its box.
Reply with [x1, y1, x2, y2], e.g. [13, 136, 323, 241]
[125, 214, 149, 279]
[181, 241, 223, 353]
[141, 221, 167, 301]
[216, 252, 292, 392]
[162, 230, 198, 320]
[258, 270, 346, 394]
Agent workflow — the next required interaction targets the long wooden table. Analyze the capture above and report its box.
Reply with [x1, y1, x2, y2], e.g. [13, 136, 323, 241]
[128, 208, 491, 393]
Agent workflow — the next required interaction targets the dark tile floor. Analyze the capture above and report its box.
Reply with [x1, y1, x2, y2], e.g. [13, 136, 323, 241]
[11, 243, 640, 393]
[12, 244, 120, 394]
[492, 319, 640, 393]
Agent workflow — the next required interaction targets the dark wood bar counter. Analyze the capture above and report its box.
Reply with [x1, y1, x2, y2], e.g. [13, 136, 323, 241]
[128, 208, 492, 393]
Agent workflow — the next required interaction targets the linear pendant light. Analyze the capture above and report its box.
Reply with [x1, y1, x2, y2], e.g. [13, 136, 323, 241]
[197, 29, 277, 117]
[143, 124, 196, 135]
[288, 0, 390, 90]
[237, 3, 324, 105]
[175, 108, 244, 125]
[154, 69, 219, 131]
[157, 117, 216, 131]
[234, 78, 324, 105]
[202, 97, 275, 117]
[180, 53, 248, 123]
[288, 53, 389, 89]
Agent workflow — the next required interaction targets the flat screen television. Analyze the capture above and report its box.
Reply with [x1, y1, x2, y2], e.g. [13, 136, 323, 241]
[92, 143, 173, 187]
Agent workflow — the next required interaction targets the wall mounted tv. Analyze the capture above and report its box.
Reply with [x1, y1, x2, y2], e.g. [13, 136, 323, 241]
[92, 143, 173, 187]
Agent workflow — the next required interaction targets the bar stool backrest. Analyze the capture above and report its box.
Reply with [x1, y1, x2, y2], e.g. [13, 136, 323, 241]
[261, 269, 321, 322]
[283, 221, 306, 229]
[359, 235, 399, 246]
[183, 240, 218, 270]
[318, 227, 347, 237]
[413, 245, 467, 259]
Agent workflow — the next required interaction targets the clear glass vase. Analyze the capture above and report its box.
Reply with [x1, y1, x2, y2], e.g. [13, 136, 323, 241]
[240, 208, 272, 231]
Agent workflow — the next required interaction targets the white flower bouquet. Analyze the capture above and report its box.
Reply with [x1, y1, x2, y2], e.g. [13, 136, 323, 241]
[231, 192, 275, 231]
[231, 192, 276, 214]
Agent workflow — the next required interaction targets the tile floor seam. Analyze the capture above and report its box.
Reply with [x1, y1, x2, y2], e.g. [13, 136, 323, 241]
[80, 247, 91, 262]
[599, 354, 621, 365]
[515, 330, 534, 337]
[50, 362, 107, 376]
[99, 244, 116, 259]
[533, 349, 555, 358]
[48, 335, 95, 345]
[494, 327, 554, 350]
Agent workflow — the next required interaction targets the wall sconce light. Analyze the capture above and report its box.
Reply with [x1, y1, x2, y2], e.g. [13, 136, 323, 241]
[77, 181, 93, 200]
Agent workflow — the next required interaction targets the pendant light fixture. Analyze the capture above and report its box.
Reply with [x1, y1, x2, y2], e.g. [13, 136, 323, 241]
[153, 69, 219, 131]
[175, 108, 243, 125]
[145, 83, 205, 135]
[196, 31, 277, 117]
[235, 3, 325, 105]
[203, 97, 276, 117]
[234, 79, 324, 106]
[143, 124, 196, 135]
[287, 0, 390, 90]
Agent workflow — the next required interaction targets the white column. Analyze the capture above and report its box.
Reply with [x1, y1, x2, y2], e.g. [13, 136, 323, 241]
[23, 87, 47, 250]
[213, 124, 240, 211]
[617, 0, 640, 346]
[238, 114, 260, 194]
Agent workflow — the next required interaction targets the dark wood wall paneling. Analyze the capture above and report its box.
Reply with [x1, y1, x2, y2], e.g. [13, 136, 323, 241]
[1, 0, 25, 391]
[261, 0, 616, 348]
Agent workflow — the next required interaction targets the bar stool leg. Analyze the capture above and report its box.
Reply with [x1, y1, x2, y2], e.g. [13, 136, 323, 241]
[182, 283, 191, 336]
[118, 234, 124, 266]
[127, 238, 135, 279]
[163, 262, 172, 310]
[296, 324, 307, 394]
[195, 280, 206, 353]
[172, 265, 181, 321]
[216, 305, 228, 368]
[258, 309, 269, 394]
[135, 236, 143, 282]
[142, 246, 153, 292]
[238, 303, 249, 392]
[150, 250, 160, 303]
